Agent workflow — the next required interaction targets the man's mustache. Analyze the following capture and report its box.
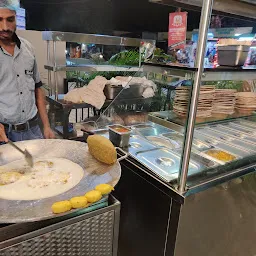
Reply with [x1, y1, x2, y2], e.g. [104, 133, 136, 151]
[0, 30, 13, 34]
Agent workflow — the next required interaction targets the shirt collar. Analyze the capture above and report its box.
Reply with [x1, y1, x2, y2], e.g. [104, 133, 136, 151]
[0, 32, 21, 55]
[12, 33, 21, 49]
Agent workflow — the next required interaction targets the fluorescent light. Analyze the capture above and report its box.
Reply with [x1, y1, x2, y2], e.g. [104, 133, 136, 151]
[235, 33, 241, 36]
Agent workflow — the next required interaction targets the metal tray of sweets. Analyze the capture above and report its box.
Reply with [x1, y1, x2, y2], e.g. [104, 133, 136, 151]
[208, 125, 256, 144]
[131, 125, 175, 137]
[195, 130, 251, 157]
[144, 134, 217, 168]
[128, 135, 157, 155]
[175, 148, 217, 168]
[131, 123, 156, 130]
[162, 132, 212, 152]
[219, 123, 256, 136]
[234, 119, 256, 129]
[146, 136, 180, 149]
[199, 148, 241, 165]
[134, 148, 202, 182]
[199, 126, 256, 152]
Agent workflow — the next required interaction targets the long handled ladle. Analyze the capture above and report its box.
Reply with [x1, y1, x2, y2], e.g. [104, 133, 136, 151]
[8, 140, 34, 168]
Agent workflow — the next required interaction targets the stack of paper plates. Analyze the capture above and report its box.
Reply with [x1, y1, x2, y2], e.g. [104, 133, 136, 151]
[173, 86, 215, 118]
[235, 92, 256, 113]
[212, 89, 237, 115]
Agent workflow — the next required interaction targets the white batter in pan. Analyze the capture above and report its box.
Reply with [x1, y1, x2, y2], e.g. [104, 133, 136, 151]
[0, 158, 84, 200]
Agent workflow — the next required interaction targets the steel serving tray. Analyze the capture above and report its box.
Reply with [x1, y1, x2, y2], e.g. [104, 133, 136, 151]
[104, 83, 144, 100]
[209, 125, 256, 144]
[162, 132, 212, 151]
[133, 126, 175, 137]
[220, 123, 256, 135]
[217, 45, 250, 66]
[175, 148, 217, 168]
[195, 129, 250, 157]
[134, 148, 201, 182]
[197, 127, 235, 142]
[146, 136, 180, 149]
[131, 124, 155, 129]
[200, 148, 240, 165]
[0, 139, 122, 223]
[128, 135, 156, 155]
[194, 133, 220, 146]
[109, 125, 131, 148]
[235, 120, 256, 129]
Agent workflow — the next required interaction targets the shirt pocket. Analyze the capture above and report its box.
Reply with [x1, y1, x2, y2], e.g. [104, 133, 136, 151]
[25, 75, 35, 91]
[23, 56, 35, 88]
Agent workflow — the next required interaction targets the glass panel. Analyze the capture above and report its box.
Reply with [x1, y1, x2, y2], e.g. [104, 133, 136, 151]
[187, 82, 256, 190]
[66, 43, 141, 66]
[93, 66, 192, 183]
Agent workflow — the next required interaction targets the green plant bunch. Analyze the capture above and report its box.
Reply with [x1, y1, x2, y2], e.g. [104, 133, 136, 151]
[150, 48, 176, 64]
[204, 80, 243, 91]
[109, 50, 140, 66]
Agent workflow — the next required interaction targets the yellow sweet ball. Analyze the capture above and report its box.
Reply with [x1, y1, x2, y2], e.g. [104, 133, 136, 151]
[95, 184, 114, 195]
[51, 200, 72, 214]
[87, 135, 117, 165]
[84, 190, 102, 203]
[70, 196, 88, 209]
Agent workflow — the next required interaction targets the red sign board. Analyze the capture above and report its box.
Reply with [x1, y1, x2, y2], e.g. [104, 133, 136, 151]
[168, 12, 187, 49]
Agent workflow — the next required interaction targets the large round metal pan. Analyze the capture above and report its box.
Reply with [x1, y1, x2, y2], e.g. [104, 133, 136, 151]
[0, 139, 121, 223]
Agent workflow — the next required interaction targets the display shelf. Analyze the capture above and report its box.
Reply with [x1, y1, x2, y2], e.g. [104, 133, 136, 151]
[44, 64, 141, 72]
[47, 94, 160, 139]
[143, 63, 256, 81]
[47, 94, 159, 110]
[143, 63, 196, 80]
[149, 0, 256, 20]
[149, 110, 255, 127]
[42, 31, 155, 47]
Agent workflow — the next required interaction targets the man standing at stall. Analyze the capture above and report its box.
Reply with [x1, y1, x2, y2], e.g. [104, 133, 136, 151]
[0, 0, 55, 143]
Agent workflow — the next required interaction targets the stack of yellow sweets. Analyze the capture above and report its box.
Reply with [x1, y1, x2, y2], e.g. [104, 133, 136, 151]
[51, 184, 114, 214]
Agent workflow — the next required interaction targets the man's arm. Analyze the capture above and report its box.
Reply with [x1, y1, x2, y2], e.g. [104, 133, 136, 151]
[0, 124, 8, 142]
[35, 87, 55, 139]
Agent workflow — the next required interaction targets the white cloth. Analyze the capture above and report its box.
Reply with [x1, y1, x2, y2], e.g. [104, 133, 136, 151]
[142, 87, 155, 98]
[64, 76, 107, 109]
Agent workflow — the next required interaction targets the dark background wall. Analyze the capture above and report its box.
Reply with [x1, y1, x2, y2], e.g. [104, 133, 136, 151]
[21, 0, 256, 35]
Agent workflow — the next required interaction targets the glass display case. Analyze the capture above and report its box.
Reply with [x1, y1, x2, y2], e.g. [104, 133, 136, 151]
[42, 31, 155, 138]
[78, 0, 256, 198]
[106, 1, 256, 256]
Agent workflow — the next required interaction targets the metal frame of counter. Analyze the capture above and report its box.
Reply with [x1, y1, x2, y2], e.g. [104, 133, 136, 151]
[0, 195, 120, 256]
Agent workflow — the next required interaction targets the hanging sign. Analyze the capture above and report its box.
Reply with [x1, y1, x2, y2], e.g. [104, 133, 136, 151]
[168, 12, 188, 49]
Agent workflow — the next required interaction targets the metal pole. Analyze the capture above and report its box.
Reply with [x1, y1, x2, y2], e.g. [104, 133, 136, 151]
[47, 40, 52, 96]
[178, 0, 213, 194]
[53, 41, 58, 100]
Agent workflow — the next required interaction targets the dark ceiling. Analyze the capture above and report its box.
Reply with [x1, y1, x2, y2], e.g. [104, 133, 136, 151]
[21, 0, 256, 35]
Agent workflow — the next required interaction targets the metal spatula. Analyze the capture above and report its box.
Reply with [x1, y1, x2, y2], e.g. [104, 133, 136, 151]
[8, 140, 34, 167]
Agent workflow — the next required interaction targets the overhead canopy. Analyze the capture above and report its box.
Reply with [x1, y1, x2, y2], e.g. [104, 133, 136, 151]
[149, 0, 256, 20]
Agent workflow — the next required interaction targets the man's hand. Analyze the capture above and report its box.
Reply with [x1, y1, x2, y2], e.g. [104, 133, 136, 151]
[35, 88, 55, 140]
[43, 126, 55, 139]
[0, 124, 8, 143]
